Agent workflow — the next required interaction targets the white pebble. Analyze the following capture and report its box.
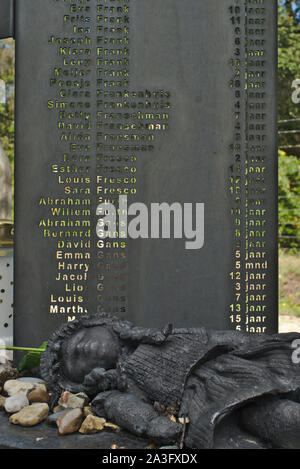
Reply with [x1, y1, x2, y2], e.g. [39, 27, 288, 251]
[5, 393, 29, 413]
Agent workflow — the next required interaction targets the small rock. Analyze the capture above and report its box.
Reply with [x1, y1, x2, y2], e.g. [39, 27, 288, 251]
[83, 405, 93, 417]
[4, 380, 46, 397]
[60, 391, 70, 403]
[104, 422, 121, 431]
[79, 415, 106, 434]
[58, 392, 88, 409]
[76, 392, 89, 404]
[53, 405, 65, 414]
[0, 395, 6, 409]
[0, 365, 19, 388]
[57, 408, 83, 435]
[17, 377, 46, 385]
[47, 409, 72, 427]
[5, 393, 29, 413]
[27, 388, 49, 404]
[9, 403, 49, 427]
[178, 417, 190, 424]
[160, 446, 179, 449]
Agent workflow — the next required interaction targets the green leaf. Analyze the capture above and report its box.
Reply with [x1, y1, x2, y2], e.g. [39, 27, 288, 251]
[17, 342, 48, 372]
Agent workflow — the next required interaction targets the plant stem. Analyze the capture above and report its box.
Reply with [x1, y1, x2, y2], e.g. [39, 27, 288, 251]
[0, 346, 45, 353]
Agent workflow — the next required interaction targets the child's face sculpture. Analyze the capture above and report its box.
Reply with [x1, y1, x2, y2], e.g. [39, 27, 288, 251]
[60, 326, 121, 383]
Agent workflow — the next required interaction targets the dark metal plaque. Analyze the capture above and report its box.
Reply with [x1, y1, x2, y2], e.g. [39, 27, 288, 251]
[13, 0, 278, 347]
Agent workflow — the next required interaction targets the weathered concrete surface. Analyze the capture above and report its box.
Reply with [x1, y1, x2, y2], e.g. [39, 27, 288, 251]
[0, 411, 151, 449]
[0, 409, 269, 449]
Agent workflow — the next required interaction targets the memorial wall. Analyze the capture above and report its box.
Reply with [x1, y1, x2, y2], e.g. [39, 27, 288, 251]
[12, 0, 277, 347]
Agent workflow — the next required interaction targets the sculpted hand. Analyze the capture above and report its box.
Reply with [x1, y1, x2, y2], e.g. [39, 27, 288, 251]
[83, 368, 114, 393]
[117, 322, 173, 345]
[152, 323, 173, 344]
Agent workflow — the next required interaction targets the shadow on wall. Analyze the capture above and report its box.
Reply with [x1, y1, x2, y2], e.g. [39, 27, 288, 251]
[0, 144, 12, 220]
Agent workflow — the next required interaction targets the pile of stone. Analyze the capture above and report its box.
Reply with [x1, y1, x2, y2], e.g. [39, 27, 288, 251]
[0, 366, 120, 436]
